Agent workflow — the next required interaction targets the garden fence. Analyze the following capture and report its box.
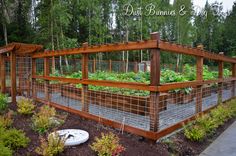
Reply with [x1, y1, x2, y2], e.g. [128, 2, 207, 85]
[0, 33, 236, 140]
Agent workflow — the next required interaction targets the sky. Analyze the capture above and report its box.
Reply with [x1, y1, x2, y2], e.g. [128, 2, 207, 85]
[170, 0, 235, 12]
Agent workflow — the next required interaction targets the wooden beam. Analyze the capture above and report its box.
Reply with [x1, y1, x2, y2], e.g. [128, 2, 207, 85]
[196, 57, 203, 113]
[32, 40, 158, 58]
[159, 41, 236, 64]
[0, 54, 6, 93]
[10, 52, 17, 104]
[81, 43, 89, 112]
[149, 32, 160, 132]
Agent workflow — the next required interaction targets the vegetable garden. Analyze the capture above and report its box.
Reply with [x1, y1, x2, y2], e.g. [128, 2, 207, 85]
[0, 33, 236, 141]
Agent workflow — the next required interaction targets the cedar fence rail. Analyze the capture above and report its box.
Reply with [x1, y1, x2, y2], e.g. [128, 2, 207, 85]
[0, 32, 236, 140]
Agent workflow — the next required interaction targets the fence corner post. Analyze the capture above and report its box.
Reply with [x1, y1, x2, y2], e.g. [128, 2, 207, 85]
[196, 56, 203, 113]
[82, 42, 89, 112]
[149, 32, 160, 132]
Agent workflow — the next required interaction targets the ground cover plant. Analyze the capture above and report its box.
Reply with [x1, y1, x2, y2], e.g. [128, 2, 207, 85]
[0, 93, 8, 113]
[90, 132, 125, 156]
[32, 105, 63, 134]
[0, 108, 30, 156]
[184, 99, 236, 141]
[36, 133, 66, 156]
[17, 97, 35, 115]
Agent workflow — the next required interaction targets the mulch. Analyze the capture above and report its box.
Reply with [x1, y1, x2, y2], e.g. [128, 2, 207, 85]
[6, 102, 236, 156]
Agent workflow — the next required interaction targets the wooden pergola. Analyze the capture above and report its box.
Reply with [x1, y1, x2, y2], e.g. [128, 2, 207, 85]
[0, 43, 43, 103]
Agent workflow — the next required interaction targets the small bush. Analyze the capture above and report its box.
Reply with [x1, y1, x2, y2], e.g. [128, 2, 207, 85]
[90, 132, 125, 156]
[184, 100, 236, 141]
[184, 124, 206, 141]
[0, 142, 12, 156]
[0, 129, 30, 150]
[35, 133, 65, 156]
[0, 111, 13, 129]
[17, 97, 35, 115]
[0, 93, 8, 113]
[32, 105, 57, 133]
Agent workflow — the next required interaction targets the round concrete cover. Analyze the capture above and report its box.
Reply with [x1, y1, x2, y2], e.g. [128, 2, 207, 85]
[51, 129, 89, 146]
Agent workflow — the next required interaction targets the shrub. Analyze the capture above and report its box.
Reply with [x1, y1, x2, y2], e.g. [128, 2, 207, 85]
[184, 124, 206, 141]
[35, 133, 65, 156]
[90, 132, 125, 156]
[184, 100, 236, 141]
[0, 129, 30, 150]
[0, 143, 12, 156]
[0, 93, 8, 113]
[195, 114, 216, 134]
[32, 105, 57, 133]
[0, 111, 13, 129]
[17, 97, 35, 115]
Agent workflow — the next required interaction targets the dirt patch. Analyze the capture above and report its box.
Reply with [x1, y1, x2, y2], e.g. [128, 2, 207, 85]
[9, 103, 169, 156]
[7, 102, 236, 156]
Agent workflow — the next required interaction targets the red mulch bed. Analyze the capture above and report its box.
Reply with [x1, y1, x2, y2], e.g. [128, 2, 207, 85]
[6, 102, 236, 156]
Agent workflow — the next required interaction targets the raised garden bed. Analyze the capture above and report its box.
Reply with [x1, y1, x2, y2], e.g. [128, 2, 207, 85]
[61, 84, 168, 115]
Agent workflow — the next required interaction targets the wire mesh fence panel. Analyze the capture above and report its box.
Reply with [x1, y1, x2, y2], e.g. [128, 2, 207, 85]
[16, 57, 32, 96]
[222, 82, 233, 102]
[159, 88, 197, 130]
[202, 84, 219, 110]
[36, 58, 44, 76]
[5, 59, 11, 88]
[32, 79, 45, 99]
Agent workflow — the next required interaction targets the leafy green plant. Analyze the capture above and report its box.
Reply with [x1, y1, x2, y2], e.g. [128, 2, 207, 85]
[0, 142, 12, 156]
[35, 133, 65, 156]
[17, 97, 35, 115]
[0, 93, 8, 113]
[184, 124, 206, 141]
[0, 129, 30, 150]
[32, 105, 59, 133]
[0, 110, 13, 129]
[90, 132, 125, 156]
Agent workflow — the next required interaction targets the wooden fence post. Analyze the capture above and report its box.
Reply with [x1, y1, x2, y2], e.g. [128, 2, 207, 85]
[82, 43, 89, 112]
[196, 57, 203, 113]
[232, 63, 236, 98]
[149, 32, 160, 132]
[144, 62, 147, 72]
[134, 62, 138, 73]
[44, 57, 50, 103]
[0, 54, 6, 93]
[122, 60, 126, 72]
[218, 52, 224, 103]
[109, 59, 112, 72]
[10, 52, 17, 104]
[93, 58, 96, 73]
[32, 58, 36, 98]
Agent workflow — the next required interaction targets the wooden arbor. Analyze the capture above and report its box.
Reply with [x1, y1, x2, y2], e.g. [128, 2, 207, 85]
[0, 43, 43, 103]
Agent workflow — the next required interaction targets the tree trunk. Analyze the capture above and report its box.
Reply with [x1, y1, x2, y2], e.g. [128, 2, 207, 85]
[50, 0, 55, 73]
[3, 23, 8, 45]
